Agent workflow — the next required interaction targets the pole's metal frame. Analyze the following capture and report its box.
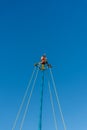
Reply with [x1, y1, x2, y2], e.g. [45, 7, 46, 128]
[38, 71, 44, 130]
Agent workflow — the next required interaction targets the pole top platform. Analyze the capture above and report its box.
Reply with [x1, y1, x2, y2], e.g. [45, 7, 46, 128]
[34, 55, 52, 70]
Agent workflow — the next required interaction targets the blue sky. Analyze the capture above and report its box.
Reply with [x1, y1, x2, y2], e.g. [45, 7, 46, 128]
[0, 0, 87, 130]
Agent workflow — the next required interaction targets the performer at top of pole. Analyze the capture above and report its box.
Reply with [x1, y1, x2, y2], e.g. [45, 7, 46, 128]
[34, 54, 52, 70]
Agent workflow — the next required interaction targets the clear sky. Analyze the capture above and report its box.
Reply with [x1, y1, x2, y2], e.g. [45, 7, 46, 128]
[0, 0, 87, 130]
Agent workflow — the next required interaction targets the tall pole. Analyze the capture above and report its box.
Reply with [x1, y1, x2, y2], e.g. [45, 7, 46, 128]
[38, 71, 44, 130]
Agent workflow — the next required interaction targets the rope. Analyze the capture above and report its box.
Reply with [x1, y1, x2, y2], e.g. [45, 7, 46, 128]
[48, 81, 58, 130]
[49, 69, 66, 130]
[20, 68, 39, 130]
[12, 67, 36, 130]
[38, 71, 44, 130]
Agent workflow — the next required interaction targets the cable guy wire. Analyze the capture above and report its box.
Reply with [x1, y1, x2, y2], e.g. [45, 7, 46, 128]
[49, 69, 67, 130]
[20, 68, 39, 130]
[48, 81, 58, 130]
[12, 67, 36, 130]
